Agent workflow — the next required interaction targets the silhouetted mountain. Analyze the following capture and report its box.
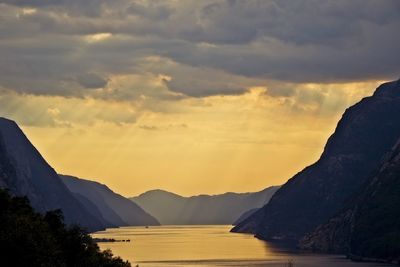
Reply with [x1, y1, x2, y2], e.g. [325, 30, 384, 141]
[131, 186, 279, 225]
[60, 175, 159, 226]
[0, 118, 107, 231]
[300, 138, 400, 263]
[73, 192, 116, 227]
[232, 79, 400, 242]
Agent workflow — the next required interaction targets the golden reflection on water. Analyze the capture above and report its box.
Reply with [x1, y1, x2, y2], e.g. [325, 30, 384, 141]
[92, 225, 388, 267]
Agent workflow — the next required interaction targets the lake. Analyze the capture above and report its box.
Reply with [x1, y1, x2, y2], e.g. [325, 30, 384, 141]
[92, 225, 390, 267]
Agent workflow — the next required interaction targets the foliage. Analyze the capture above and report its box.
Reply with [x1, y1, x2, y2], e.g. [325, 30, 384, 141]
[0, 189, 131, 267]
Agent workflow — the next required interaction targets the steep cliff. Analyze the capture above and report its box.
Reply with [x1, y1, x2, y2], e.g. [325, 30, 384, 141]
[232, 80, 400, 242]
[0, 118, 107, 231]
[301, 139, 400, 262]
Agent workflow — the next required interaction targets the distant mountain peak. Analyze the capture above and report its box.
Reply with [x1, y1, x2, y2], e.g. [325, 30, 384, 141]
[131, 186, 280, 225]
[135, 189, 184, 199]
[135, 185, 281, 199]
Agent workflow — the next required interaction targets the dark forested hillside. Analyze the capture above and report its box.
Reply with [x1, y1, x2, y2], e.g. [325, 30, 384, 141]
[0, 188, 131, 267]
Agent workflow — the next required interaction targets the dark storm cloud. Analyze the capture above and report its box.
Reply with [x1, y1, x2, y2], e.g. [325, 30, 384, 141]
[76, 73, 108, 89]
[126, 1, 171, 21]
[0, 0, 398, 98]
[192, 0, 400, 45]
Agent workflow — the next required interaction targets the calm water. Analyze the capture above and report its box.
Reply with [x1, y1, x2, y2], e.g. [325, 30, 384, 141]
[92, 225, 390, 267]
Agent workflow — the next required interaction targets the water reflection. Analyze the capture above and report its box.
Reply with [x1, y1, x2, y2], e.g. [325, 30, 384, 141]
[92, 225, 389, 267]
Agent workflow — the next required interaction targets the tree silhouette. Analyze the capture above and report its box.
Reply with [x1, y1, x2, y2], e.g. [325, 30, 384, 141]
[0, 189, 131, 267]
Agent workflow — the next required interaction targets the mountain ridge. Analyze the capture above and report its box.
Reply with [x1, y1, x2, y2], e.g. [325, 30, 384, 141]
[60, 175, 160, 227]
[0, 117, 159, 231]
[132, 186, 280, 225]
[232, 79, 400, 242]
[0, 117, 107, 231]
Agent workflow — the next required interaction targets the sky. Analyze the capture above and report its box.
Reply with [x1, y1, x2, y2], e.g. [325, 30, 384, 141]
[0, 0, 399, 197]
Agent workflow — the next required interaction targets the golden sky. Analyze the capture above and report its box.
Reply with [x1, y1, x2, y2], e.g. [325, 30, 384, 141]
[16, 81, 380, 197]
[0, 1, 398, 196]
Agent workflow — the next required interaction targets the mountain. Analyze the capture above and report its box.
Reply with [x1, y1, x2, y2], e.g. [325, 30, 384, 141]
[60, 175, 159, 226]
[300, 138, 400, 262]
[0, 118, 106, 231]
[233, 208, 259, 226]
[232, 79, 400, 242]
[131, 186, 279, 225]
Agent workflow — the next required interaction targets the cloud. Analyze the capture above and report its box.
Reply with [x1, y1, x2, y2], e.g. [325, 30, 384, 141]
[76, 73, 108, 89]
[0, 0, 398, 101]
[139, 125, 159, 131]
[4, 0, 398, 196]
[126, 1, 171, 21]
[140, 57, 257, 97]
[138, 123, 188, 131]
[0, 88, 139, 127]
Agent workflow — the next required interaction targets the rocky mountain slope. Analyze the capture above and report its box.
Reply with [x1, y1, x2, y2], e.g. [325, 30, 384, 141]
[61, 175, 159, 226]
[131, 186, 279, 225]
[300, 138, 400, 262]
[0, 118, 107, 231]
[232, 79, 400, 242]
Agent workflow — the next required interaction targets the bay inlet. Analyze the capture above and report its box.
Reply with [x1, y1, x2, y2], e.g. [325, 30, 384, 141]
[92, 225, 390, 267]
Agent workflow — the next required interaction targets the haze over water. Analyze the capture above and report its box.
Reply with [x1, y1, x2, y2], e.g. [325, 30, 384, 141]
[92, 225, 389, 267]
